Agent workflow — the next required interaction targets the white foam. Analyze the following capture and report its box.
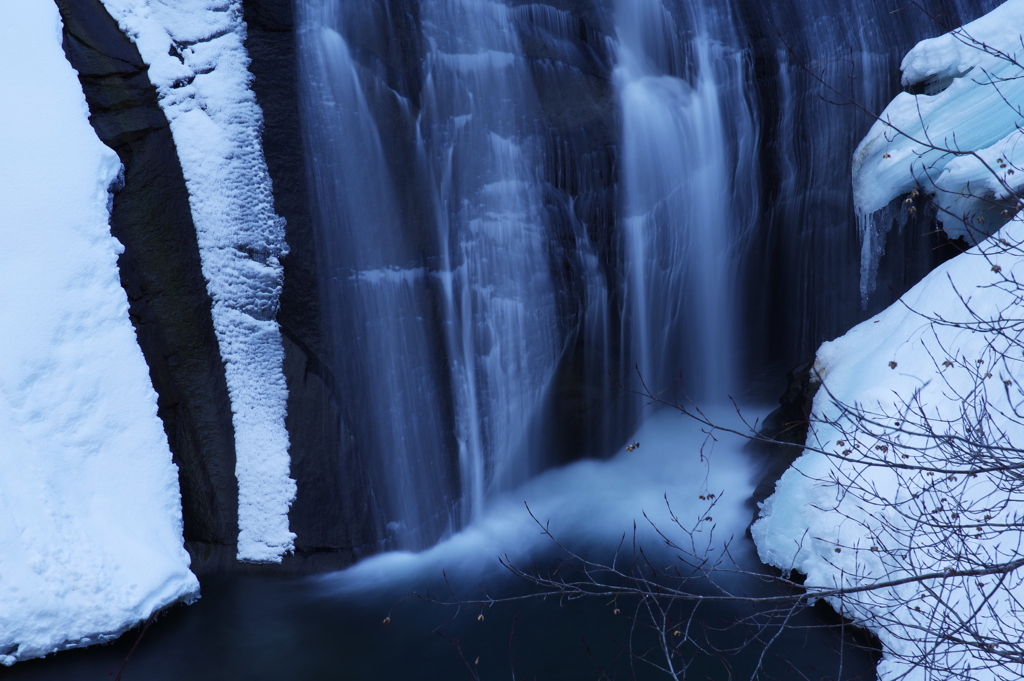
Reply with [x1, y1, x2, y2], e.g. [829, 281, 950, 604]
[315, 406, 761, 597]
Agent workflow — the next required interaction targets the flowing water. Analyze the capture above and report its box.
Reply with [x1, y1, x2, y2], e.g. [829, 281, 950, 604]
[9, 408, 883, 680]
[297, 1, 459, 549]
[16, 0, 1006, 678]
[615, 0, 758, 399]
[294, 0, 999, 550]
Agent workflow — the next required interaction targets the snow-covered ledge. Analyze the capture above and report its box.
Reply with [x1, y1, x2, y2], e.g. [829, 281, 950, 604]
[754, 3, 1024, 679]
[753, 227, 1024, 680]
[97, 0, 296, 562]
[0, 0, 198, 664]
[852, 0, 1024, 301]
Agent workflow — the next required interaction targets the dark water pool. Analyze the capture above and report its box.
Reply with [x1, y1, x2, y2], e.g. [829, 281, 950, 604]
[7, 411, 880, 680]
[7, 558, 879, 681]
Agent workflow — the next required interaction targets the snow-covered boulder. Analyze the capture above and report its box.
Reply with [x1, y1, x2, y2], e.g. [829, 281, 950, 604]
[753, 222, 1024, 680]
[754, 5, 1024, 679]
[0, 0, 198, 664]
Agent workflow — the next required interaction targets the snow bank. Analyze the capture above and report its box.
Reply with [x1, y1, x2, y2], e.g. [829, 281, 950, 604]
[97, 0, 295, 562]
[852, 0, 1024, 299]
[754, 222, 1024, 680]
[755, 10, 1024, 677]
[0, 0, 198, 664]
[759, 103, 1024, 681]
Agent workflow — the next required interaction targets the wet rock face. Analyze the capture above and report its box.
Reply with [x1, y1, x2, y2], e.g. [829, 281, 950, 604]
[54, 0, 240, 570]
[243, 0, 385, 570]
[749, 361, 817, 517]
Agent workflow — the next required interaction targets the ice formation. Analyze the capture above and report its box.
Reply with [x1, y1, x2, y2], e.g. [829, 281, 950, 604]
[0, 0, 198, 664]
[852, 0, 1024, 300]
[97, 0, 296, 562]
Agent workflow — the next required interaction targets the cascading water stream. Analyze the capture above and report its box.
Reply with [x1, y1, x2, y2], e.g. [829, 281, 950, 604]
[416, 0, 564, 521]
[293, 0, 1003, 557]
[614, 0, 759, 401]
[297, 0, 568, 548]
[296, 1, 459, 549]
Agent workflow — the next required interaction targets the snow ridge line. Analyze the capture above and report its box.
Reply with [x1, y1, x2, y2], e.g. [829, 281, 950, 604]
[97, 0, 295, 562]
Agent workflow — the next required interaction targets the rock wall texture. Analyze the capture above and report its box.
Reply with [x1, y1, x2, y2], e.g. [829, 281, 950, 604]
[243, 0, 384, 570]
[55, 0, 240, 572]
[56, 0, 384, 573]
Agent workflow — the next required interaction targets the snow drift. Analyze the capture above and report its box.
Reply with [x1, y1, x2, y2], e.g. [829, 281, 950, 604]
[852, 0, 1024, 300]
[755, 3, 1024, 679]
[0, 0, 198, 665]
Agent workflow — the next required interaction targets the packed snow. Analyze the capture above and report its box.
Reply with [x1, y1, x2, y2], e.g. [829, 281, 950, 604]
[97, 0, 295, 562]
[754, 221, 1024, 680]
[852, 0, 1024, 300]
[0, 0, 198, 665]
[755, 5, 1024, 674]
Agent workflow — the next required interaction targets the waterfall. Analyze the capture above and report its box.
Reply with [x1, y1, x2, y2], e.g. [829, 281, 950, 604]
[293, 0, 1001, 554]
[615, 0, 758, 400]
[416, 0, 565, 523]
[297, 0, 567, 549]
[296, 2, 459, 549]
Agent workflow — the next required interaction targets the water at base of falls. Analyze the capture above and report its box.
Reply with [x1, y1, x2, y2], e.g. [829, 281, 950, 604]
[8, 573, 879, 681]
[7, 407, 881, 680]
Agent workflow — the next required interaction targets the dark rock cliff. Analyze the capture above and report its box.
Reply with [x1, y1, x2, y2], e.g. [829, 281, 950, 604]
[748, 360, 817, 522]
[54, 0, 239, 572]
[243, 0, 384, 570]
[56, 0, 385, 573]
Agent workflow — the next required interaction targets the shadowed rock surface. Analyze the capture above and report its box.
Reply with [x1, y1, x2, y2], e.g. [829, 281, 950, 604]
[55, 0, 239, 572]
[57, 0, 389, 573]
[244, 0, 385, 570]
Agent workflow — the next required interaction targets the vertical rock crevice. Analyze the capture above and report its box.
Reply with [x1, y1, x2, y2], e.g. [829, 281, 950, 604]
[244, 0, 385, 570]
[55, 0, 239, 572]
